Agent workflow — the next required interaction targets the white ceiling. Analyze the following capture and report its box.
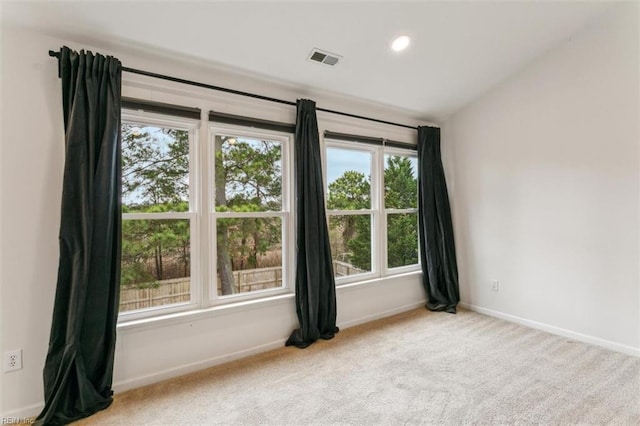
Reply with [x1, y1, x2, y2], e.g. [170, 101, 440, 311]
[2, 1, 613, 122]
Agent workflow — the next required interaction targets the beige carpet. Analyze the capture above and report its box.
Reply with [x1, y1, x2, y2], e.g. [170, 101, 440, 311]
[74, 308, 640, 425]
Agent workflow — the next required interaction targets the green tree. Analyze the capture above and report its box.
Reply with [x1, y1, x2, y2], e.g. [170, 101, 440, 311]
[327, 171, 370, 210]
[384, 156, 417, 209]
[346, 216, 371, 271]
[122, 126, 189, 209]
[121, 125, 190, 286]
[327, 171, 371, 271]
[384, 156, 418, 268]
[387, 213, 418, 268]
[214, 136, 282, 294]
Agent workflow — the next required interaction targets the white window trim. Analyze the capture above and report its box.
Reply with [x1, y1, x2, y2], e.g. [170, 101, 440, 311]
[208, 124, 295, 305]
[119, 110, 201, 322]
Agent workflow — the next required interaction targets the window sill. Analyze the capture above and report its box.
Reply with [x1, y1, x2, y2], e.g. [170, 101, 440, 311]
[117, 292, 295, 333]
[336, 269, 421, 294]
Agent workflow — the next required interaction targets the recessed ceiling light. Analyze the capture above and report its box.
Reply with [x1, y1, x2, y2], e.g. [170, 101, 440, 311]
[391, 35, 410, 52]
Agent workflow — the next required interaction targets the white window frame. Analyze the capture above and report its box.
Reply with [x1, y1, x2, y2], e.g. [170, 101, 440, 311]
[382, 147, 421, 276]
[324, 140, 380, 285]
[119, 110, 201, 322]
[208, 124, 295, 304]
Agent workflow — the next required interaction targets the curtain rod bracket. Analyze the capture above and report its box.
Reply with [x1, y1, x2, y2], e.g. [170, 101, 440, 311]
[49, 50, 61, 77]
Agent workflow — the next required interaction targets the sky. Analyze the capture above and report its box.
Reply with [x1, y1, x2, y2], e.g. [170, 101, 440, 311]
[326, 147, 371, 185]
[325, 147, 418, 186]
[122, 124, 185, 208]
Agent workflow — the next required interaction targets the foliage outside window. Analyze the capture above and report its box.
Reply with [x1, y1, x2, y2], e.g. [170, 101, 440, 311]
[212, 130, 291, 299]
[120, 116, 197, 316]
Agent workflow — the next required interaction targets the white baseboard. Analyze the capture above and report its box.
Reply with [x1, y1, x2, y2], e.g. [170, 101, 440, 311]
[1, 401, 42, 420]
[338, 300, 426, 329]
[460, 302, 640, 358]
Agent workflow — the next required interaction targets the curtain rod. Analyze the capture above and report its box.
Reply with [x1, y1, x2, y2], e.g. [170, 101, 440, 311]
[48, 50, 419, 131]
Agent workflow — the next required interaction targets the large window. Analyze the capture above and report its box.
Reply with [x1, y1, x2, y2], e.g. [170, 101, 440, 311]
[120, 106, 293, 320]
[119, 99, 413, 320]
[210, 127, 293, 301]
[325, 139, 419, 284]
[120, 112, 198, 317]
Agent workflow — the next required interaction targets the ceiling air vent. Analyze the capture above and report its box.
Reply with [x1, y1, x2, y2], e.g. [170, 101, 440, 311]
[308, 48, 341, 66]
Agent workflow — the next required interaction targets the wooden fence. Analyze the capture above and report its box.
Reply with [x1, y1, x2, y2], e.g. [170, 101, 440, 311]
[120, 261, 362, 312]
[120, 277, 190, 312]
[221, 266, 282, 294]
[333, 260, 363, 277]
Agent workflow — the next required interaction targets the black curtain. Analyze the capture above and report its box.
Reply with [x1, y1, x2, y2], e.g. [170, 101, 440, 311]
[286, 99, 338, 348]
[417, 126, 460, 314]
[35, 47, 122, 426]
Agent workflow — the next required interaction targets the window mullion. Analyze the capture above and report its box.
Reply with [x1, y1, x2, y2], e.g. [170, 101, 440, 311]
[209, 212, 218, 304]
[196, 111, 209, 310]
[385, 208, 418, 215]
[123, 212, 194, 220]
[374, 146, 385, 277]
[213, 211, 287, 219]
[326, 209, 374, 216]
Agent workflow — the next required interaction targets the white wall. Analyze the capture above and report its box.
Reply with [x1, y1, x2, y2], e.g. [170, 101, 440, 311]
[444, 3, 639, 353]
[0, 26, 427, 417]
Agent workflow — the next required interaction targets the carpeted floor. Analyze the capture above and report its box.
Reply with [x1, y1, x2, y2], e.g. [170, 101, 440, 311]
[75, 308, 640, 425]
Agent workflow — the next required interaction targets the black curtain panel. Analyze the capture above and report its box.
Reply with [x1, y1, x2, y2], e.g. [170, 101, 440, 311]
[35, 47, 122, 426]
[286, 99, 339, 348]
[417, 126, 460, 314]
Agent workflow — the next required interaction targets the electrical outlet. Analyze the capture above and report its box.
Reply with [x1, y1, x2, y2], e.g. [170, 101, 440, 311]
[491, 280, 500, 292]
[4, 349, 23, 372]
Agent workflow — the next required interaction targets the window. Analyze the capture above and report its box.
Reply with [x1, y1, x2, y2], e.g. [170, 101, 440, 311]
[384, 152, 419, 270]
[118, 98, 414, 320]
[119, 101, 295, 320]
[120, 112, 199, 317]
[210, 127, 293, 301]
[325, 144, 377, 282]
[325, 137, 419, 284]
